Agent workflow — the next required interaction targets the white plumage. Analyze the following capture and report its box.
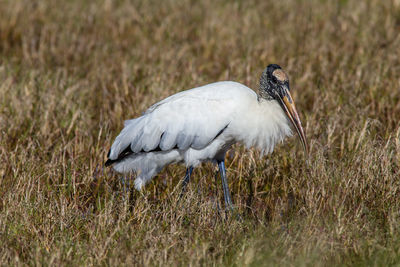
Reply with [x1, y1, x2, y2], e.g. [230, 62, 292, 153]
[108, 81, 292, 190]
[106, 65, 307, 208]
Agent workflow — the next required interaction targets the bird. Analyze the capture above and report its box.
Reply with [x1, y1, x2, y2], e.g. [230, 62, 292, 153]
[105, 64, 308, 210]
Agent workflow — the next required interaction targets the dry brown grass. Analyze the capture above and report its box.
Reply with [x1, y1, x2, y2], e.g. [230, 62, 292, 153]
[1, 0, 400, 265]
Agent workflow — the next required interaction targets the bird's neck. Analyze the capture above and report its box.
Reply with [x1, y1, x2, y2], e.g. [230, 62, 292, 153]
[257, 90, 273, 101]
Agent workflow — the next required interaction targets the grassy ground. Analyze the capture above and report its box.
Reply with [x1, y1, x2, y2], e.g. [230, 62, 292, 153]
[1, 0, 400, 265]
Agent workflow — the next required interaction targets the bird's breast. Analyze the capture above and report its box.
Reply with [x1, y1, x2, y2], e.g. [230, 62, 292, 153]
[228, 99, 292, 154]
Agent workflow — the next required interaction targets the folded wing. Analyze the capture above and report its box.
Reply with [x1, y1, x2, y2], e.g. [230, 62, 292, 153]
[106, 83, 246, 165]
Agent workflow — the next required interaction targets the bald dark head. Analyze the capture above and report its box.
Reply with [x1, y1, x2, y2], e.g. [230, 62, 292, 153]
[259, 64, 290, 101]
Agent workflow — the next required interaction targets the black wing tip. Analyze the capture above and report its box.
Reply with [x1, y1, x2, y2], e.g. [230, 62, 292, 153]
[105, 145, 133, 167]
[105, 159, 115, 167]
[105, 149, 113, 167]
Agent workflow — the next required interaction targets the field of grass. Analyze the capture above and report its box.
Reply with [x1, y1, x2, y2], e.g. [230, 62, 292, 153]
[1, 0, 400, 265]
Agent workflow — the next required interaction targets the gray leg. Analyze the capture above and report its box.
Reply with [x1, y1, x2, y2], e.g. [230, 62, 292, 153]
[218, 160, 234, 210]
[180, 167, 193, 198]
[120, 175, 130, 193]
[213, 170, 222, 213]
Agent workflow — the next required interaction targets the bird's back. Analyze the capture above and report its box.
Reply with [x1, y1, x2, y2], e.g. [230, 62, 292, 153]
[144, 81, 257, 114]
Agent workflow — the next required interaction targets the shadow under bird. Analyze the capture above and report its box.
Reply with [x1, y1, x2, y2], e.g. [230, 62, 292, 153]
[105, 64, 308, 209]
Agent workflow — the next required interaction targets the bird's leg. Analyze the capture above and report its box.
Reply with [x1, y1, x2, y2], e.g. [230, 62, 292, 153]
[120, 175, 130, 194]
[217, 160, 234, 210]
[179, 167, 193, 199]
[213, 169, 222, 214]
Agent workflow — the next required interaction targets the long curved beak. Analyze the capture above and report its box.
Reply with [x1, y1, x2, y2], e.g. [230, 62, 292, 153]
[278, 87, 308, 154]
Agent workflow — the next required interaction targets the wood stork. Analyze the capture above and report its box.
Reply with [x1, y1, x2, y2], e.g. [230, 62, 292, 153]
[105, 64, 307, 209]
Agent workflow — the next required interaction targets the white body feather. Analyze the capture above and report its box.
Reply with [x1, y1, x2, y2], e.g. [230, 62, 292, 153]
[108, 81, 292, 190]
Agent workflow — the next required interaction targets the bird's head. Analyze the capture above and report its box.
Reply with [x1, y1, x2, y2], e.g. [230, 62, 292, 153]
[259, 64, 308, 154]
